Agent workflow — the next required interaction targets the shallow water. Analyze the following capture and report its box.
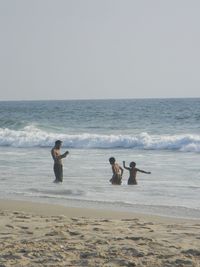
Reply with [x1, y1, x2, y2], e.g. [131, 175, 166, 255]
[0, 99, 200, 218]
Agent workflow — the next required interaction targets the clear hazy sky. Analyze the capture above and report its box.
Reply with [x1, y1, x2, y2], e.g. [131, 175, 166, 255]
[0, 0, 200, 100]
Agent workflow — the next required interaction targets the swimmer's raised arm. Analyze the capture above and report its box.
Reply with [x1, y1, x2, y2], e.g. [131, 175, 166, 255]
[123, 161, 130, 170]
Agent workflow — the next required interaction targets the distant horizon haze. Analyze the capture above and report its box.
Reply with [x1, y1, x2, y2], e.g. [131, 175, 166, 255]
[1, 0, 200, 101]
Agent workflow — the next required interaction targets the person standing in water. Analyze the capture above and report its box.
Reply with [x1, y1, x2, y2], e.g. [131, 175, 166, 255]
[109, 157, 123, 185]
[51, 140, 69, 183]
[123, 161, 151, 185]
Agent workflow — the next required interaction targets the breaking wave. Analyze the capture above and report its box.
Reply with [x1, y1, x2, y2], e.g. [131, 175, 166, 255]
[1, 125, 200, 152]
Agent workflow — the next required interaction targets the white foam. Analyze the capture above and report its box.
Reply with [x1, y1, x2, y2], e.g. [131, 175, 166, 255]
[1, 126, 200, 152]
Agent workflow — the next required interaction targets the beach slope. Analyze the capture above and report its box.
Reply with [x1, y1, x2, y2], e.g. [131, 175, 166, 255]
[0, 200, 200, 267]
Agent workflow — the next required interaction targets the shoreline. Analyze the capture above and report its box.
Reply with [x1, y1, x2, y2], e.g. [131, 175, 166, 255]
[0, 199, 200, 266]
[1, 196, 200, 221]
[0, 198, 200, 223]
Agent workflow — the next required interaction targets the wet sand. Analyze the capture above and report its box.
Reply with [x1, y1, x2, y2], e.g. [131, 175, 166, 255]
[0, 199, 200, 267]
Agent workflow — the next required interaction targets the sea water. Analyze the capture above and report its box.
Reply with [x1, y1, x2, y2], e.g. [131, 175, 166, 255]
[0, 99, 200, 219]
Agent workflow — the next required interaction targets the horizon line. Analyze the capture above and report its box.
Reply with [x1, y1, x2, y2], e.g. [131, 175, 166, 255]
[0, 96, 200, 102]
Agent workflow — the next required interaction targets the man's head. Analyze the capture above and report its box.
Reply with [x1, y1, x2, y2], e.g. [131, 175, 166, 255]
[55, 140, 62, 148]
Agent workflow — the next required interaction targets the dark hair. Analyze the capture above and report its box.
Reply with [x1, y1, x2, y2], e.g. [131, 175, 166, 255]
[55, 140, 62, 145]
[109, 157, 115, 164]
[130, 161, 136, 167]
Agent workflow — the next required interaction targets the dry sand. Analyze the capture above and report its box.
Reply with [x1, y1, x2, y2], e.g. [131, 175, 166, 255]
[0, 199, 200, 267]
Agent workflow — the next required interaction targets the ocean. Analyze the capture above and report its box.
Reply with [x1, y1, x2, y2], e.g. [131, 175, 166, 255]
[0, 98, 200, 219]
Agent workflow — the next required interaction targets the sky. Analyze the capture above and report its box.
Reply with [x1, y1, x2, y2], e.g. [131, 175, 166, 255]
[0, 0, 200, 101]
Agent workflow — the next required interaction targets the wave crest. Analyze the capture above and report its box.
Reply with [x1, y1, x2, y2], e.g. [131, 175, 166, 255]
[1, 126, 200, 152]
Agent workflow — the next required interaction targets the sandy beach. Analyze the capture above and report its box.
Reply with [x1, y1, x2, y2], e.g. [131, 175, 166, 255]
[0, 200, 199, 267]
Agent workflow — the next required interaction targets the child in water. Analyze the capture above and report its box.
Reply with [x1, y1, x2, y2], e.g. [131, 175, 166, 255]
[109, 157, 123, 185]
[123, 161, 151, 185]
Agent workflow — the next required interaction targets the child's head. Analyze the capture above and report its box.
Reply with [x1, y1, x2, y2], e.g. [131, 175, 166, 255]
[130, 161, 136, 168]
[109, 157, 115, 165]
